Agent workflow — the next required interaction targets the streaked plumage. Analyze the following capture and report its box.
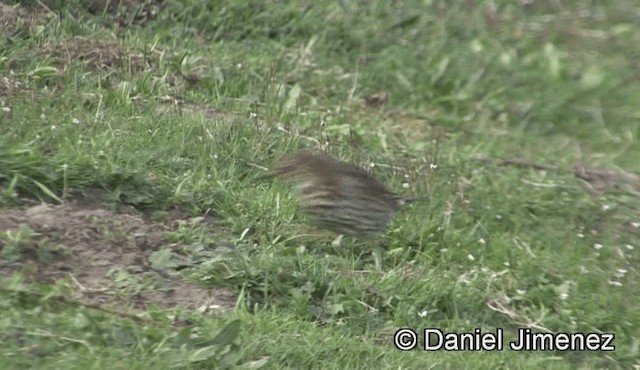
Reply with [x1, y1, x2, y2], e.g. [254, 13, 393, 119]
[273, 151, 415, 237]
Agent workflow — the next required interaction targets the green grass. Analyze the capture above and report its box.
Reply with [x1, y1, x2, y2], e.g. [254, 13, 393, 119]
[1, 0, 639, 368]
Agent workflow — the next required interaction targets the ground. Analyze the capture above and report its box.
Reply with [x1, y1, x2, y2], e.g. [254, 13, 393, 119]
[0, 189, 236, 315]
[1, 0, 639, 369]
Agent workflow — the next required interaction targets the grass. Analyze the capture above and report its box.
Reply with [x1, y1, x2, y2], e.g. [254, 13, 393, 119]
[1, 0, 639, 368]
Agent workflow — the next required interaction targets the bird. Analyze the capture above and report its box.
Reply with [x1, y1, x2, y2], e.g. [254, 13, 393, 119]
[272, 150, 419, 237]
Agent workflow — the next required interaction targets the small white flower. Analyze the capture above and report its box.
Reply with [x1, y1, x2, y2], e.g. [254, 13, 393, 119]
[41, 113, 47, 120]
[402, 182, 410, 189]
[72, 118, 80, 124]
[369, 162, 375, 168]
[1, 106, 10, 112]
[516, 289, 525, 295]
[559, 292, 569, 300]
[50, 125, 56, 130]
[418, 309, 428, 318]
[430, 163, 438, 170]
[615, 268, 628, 278]
[478, 238, 486, 245]
[624, 244, 634, 251]
[601, 204, 612, 211]
[579, 266, 589, 274]
[496, 214, 502, 220]
[631, 222, 640, 228]
[593, 243, 603, 250]
[467, 254, 475, 261]
[608, 280, 623, 287]
[577, 233, 584, 238]
[239, 227, 250, 241]
[439, 248, 448, 253]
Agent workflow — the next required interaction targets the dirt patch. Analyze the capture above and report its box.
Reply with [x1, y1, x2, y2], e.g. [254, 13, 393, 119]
[81, 0, 161, 26]
[0, 197, 236, 315]
[0, 72, 23, 98]
[473, 156, 640, 196]
[1, 1, 159, 74]
[0, 1, 161, 35]
[0, 2, 21, 34]
[37, 36, 153, 73]
[157, 95, 240, 122]
[0, 2, 52, 36]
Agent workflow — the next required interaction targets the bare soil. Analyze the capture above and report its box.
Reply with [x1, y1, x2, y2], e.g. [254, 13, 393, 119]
[0, 192, 236, 316]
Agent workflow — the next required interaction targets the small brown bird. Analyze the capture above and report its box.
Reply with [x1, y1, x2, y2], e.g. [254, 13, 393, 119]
[273, 151, 418, 237]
